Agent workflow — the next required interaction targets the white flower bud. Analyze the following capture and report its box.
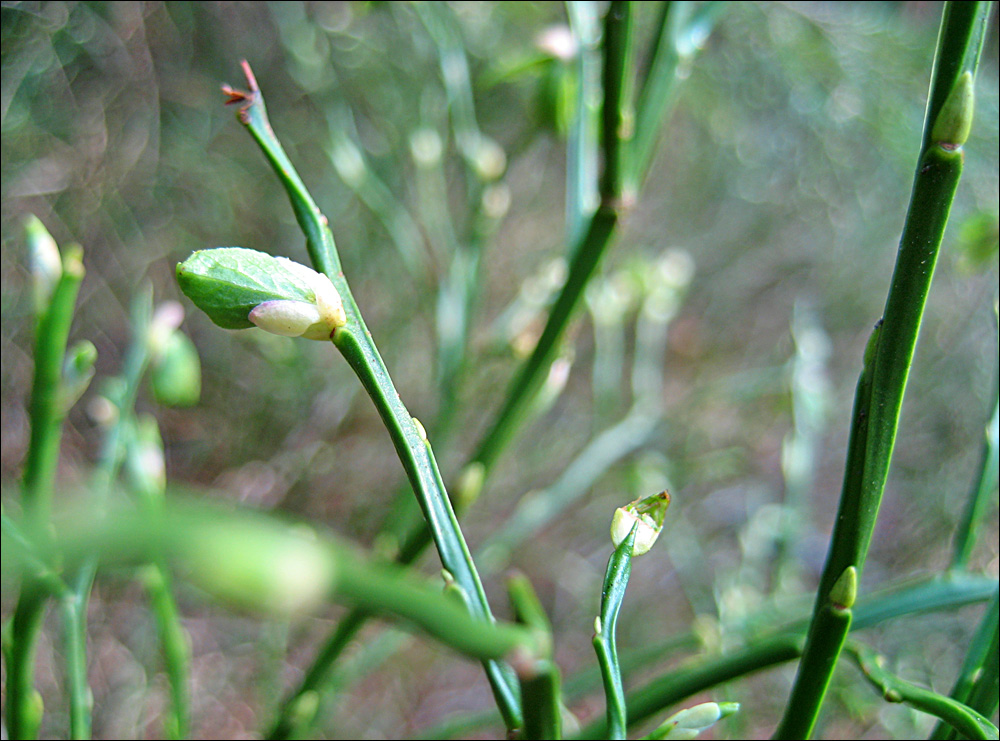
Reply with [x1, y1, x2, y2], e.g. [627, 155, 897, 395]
[610, 491, 670, 556]
[248, 270, 346, 341]
[648, 701, 740, 740]
[250, 300, 326, 338]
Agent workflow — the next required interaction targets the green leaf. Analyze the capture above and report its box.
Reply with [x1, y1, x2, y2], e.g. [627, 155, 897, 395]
[176, 247, 331, 330]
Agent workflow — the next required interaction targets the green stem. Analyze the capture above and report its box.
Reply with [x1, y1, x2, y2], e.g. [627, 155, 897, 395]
[59, 594, 90, 739]
[509, 573, 562, 740]
[566, 1, 602, 245]
[932, 585, 1000, 739]
[267, 609, 369, 739]
[846, 643, 998, 740]
[224, 63, 522, 731]
[593, 526, 637, 740]
[142, 566, 190, 740]
[8, 502, 539, 665]
[59, 290, 154, 740]
[6, 245, 85, 741]
[773, 4, 990, 737]
[424, 573, 996, 740]
[951, 366, 999, 569]
[577, 633, 804, 740]
[599, 1, 634, 206]
[630, 1, 722, 191]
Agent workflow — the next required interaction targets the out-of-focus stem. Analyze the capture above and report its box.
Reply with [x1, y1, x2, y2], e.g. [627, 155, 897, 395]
[6, 243, 84, 741]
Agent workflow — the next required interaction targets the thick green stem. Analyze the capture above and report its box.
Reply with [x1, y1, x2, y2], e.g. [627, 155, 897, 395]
[509, 573, 562, 740]
[773, 4, 990, 737]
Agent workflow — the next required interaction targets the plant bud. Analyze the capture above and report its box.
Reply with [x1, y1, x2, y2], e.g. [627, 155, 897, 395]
[647, 701, 740, 740]
[177, 247, 346, 339]
[829, 565, 857, 611]
[610, 491, 670, 556]
[931, 71, 974, 148]
[25, 215, 61, 312]
[151, 330, 202, 407]
[60, 340, 98, 414]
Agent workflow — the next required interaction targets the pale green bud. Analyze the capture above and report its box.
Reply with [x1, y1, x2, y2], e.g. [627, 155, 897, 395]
[26, 215, 61, 312]
[151, 330, 202, 407]
[931, 71, 974, 148]
[60, 340, 98, 414]
[829, 565, 857, 610]
[610, 491, 670, 556]
[645, 701, 740, 740]
[177, 247, 346, 339]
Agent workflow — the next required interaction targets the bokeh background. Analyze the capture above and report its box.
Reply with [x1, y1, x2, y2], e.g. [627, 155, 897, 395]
[2, 2, 998, 738]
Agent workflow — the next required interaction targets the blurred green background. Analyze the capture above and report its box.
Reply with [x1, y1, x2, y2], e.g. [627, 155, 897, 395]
[2, 2, 998, 738]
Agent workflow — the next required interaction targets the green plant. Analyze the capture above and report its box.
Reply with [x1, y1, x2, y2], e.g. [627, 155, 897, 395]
[2, 2, 998, 739]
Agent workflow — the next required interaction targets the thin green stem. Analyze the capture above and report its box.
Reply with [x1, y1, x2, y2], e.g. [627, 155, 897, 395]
[6, 244, 84, 741]
[593, 526, 637, 740]
[846, 643, 998, 740]
[223, 63, 522, 732]
[423, 573, 997, 740]
[59, 594, 90, 739]
[577, 633, 804, 740]
[952, 365, 999, 569]
[7, 502, 540, 664]
[773, 4, 991, 737]
[931, 585, 1000, 738]
[566, 1, 602, 246]
[599, 1, 634, 206]
[142, 566, 190, 740]
[630, 2, 722, 192]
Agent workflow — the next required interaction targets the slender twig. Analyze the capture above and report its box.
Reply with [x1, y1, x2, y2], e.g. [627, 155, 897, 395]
[6, 240, 85, 741]
[773, 4, 992, 737]
[951, 364, 999, 569]
[846, 642, 998, 740]
[422, 572, 997, 740]
[222, 61, 523, 731]
[931, 585, 1000, 739]
[5, 502, 541, 664]
[593, 525, 637, 739]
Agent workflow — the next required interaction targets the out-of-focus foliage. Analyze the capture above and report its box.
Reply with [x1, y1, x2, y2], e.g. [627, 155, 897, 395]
[1, 2, 997, 738]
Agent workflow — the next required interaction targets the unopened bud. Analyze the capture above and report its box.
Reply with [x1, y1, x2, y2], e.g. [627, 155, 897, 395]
[26, 215, 62, 312]
[177, 247, 346, 339]
[610, 491, 670, 556]
[647, 701, 740, 740]
[932, 71, 974, 148]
